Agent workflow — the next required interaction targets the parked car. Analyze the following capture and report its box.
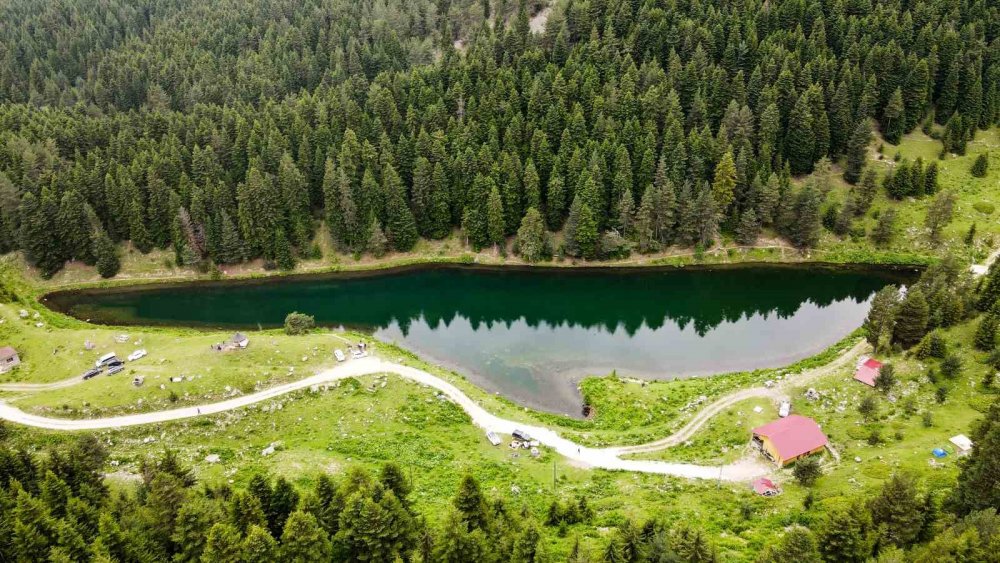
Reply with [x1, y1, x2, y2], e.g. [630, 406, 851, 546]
[128, 349, 147, 362]
[95, 352, 118, 368]
[107, 364, 125, 375]
[334, 349, 346, 362]
[778, 401, 791, 418]
[82, 368, 101, 380]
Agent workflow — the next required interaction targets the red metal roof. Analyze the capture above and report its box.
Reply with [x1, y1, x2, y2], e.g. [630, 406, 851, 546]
[752, 415, 828, 461]
[854, 358, 882, 387]
[752, 478, 780, 495]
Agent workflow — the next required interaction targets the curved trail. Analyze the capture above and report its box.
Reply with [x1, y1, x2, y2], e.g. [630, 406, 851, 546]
[0, 342, 868, 481]
[0, 375, 85, 392]
[611, 340, 868, 455]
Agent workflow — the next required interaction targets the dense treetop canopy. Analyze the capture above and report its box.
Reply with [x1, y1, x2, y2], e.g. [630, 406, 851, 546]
[0, 0, 996, 276]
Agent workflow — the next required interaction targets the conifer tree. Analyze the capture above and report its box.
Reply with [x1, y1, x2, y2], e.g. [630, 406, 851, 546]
[786, 94, 816, 175]
[614, 188, 635, 238]
[486, 187, 505, 251]
[883, 88, 906, 144]
[366, 218, 388, 258]
[452, 475, 490, 532]
[669, 523, 717, 562]
[172, 498, 219, 563]
[758, 526, 820, 563]
[411, 157, 434, 237]
[735, 209, 759, 245]
[545, 175, 567, 230]
[871, 209, 897, 247]
[230, 491, 268, 537]
[757, 174, 780, 225]
[634, 186, 656, 253]
[971, 153, 989, 178]
[202, 523, 243, 562]
[693, 187, 719, 247]
[273, 229, 295, 270]
[58, 191, 95, 264]
[19, 191, 62, 277]
[974, 313, 998, 351]
[952, 400, 1000, 515]
[854, 170, 879, 215]
[241, 525, 278, 563]
[278, 154, 310, 248]
[281, 511, 332, 563]
[384, 166, 418, 252]
[434, 511, 490, 563]
[516, 208, 547, 262]
[893, 287, 930, 348]
[869, 473, 925, 548]
[523, 161, 541, 213]
[711, 151, 736, 214]
[92, 229, 120, 279]
[789, 185, 823, 248]
[216, 211, 245, 264]
[925, 190, 956, 244]
[322, 158, 343, 245]
[844, 121, 872, 184]
[816, 503, 875, 563]
[980, 262, 1000, 311]
[575, 202, 599, 260]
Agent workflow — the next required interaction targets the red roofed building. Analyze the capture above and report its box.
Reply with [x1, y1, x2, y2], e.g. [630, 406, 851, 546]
[854, 357, 883, 387]
[751, 415, 828, 466]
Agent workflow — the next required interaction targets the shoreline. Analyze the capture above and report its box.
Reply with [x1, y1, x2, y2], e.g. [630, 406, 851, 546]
[42, 259, 924, 317]
[25, 241, 935, 295]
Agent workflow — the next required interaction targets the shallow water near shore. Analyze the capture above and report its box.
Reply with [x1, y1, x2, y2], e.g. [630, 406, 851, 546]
[46, 263, 917, 415]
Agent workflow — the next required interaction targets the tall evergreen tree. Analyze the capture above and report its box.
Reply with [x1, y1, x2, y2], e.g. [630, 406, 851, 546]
[384, 165, 418, 252]
[486, 187, 505, 251]
[844, 121, 872, 184]
[893, 287, 930, 348]
[786, 94, 816, 175]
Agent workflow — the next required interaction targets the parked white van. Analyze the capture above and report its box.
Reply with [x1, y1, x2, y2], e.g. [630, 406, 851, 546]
[95, 352, 118, 368]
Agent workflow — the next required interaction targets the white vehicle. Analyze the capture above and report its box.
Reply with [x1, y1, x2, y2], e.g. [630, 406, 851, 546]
[351, 349, 367, 359]
[778, 401, 791, 418]
[334, 349, 346, 362]
[486, 431, 501, 446]
[127, 349, 147, 362]
[95, 352, 118, 368]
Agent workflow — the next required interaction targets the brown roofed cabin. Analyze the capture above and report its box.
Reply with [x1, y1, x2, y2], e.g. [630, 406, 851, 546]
[751, 415, 828, 466]
[0, 346, 20, 373]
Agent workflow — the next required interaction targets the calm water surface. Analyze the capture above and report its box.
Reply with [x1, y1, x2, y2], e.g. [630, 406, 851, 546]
[47, 265, 915, 415]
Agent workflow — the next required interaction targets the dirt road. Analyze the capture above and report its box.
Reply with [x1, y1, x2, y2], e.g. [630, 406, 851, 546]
[0, 340, 868, 481]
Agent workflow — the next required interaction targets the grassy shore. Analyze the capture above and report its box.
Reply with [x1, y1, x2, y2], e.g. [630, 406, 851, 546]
[2, 314, 992, 560]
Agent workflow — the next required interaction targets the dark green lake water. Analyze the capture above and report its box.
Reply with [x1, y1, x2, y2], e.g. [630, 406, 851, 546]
[46, 265, 915, 415]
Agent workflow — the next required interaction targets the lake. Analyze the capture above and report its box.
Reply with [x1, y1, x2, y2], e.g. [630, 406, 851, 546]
[45, 264, 916, 415]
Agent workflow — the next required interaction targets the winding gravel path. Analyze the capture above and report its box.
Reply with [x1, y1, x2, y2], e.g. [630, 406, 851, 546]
[0, 342, 868, 481]
[972, 248, 1000, 276]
